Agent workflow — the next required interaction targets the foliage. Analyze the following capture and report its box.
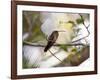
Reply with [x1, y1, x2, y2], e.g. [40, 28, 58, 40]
[76, 18, 84, 24]
[22, 12, 90, 68]
[23, 12, 46, 43]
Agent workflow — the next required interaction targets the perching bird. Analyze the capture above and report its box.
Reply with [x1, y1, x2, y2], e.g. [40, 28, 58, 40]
[44, 31, 58, 52]
[41, 13, 75, 44]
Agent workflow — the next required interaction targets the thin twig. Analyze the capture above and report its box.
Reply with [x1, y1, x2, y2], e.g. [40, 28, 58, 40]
[72, 14, 90, 43]
[87, 24, 90, 29]
[23, 41, 86, 47]
[79, 14, 90, 34]
[49, 50, 67, 66]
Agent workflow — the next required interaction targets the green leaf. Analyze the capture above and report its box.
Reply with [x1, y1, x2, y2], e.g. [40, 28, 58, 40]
[76, 18, 84, 24]
[59, 45, 68, 51]
[68, 21, 75, 26]
[71, 48, 78, 52]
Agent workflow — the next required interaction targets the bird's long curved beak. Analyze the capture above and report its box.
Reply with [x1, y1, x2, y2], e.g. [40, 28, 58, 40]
[57, 30, 66, 32]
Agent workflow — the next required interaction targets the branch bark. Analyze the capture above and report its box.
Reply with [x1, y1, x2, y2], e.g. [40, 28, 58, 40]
[23, 41, 86, 47]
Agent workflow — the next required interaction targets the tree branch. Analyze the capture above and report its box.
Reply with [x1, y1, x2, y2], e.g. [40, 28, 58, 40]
[72, 14, 90, 43]
[23, 41, 86, 47]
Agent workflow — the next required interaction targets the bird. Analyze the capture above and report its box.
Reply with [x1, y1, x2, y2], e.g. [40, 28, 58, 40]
[44, 31, 59, 52]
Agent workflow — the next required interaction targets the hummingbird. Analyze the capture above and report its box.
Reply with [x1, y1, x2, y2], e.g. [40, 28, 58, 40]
[44, 30, 66, 52]
[44, 30, 68, 65]
[44, 31, 58, 52]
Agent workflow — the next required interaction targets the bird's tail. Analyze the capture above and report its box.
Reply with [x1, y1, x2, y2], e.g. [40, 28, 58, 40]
[44, 42, 54, 52]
